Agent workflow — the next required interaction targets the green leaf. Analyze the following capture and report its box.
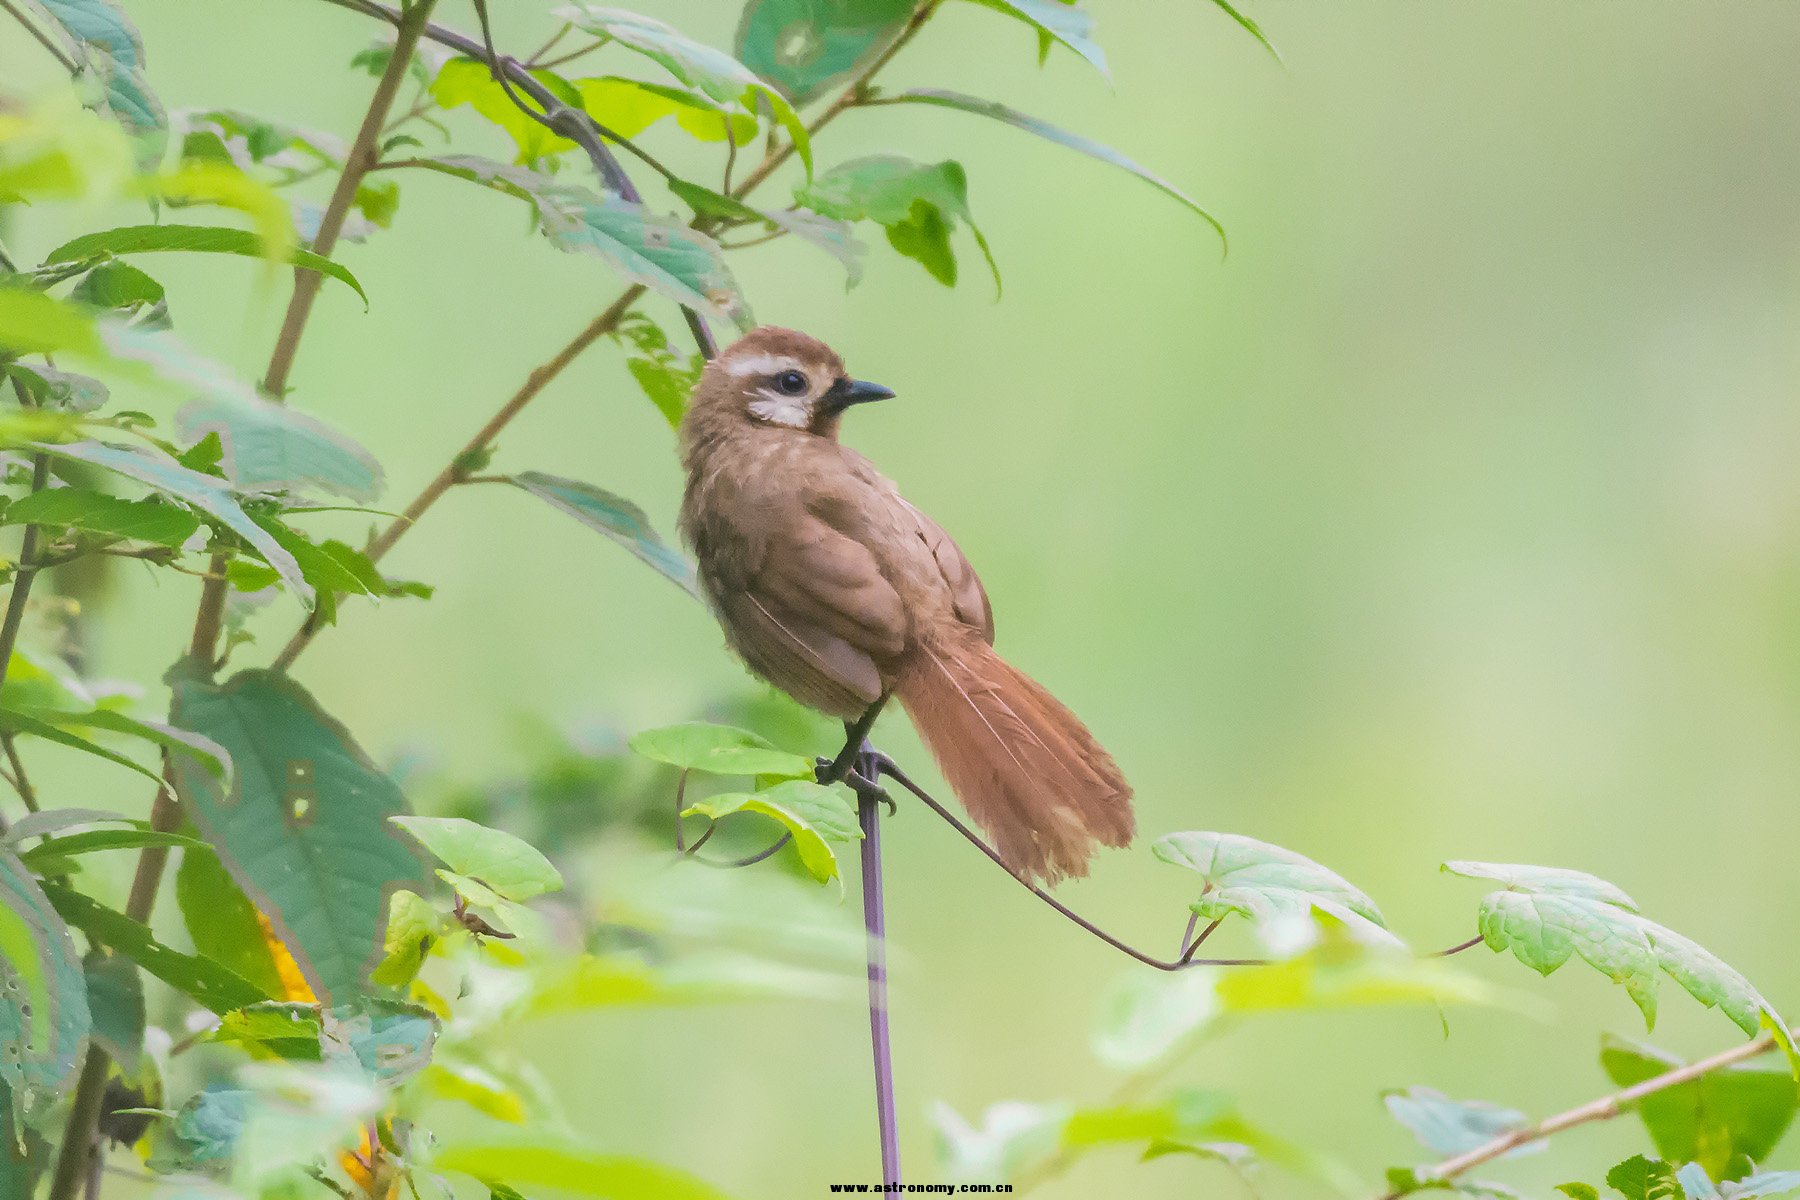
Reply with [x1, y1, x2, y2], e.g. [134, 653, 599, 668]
[20, 828, 209, 873]
[6, 363, 112, 410]
[83, 954, 144, 1070]
[1444, 861, 1794, 1050]
[6, 705, 229, 780]
[574, 76, 758, 144]
[46, 226, 367, 306]
[168, 666, 433, 1003]
[391, 817, 562, 903]
[1600, 1036, 1797, 1183]
[1204, 0, 1281, 62]
[734, 0, 915, 105]
[962, 0, 1107, 76]
[680, 780, 860, 885]
[176, 847, 290, 1002]
[1607, 1155, 1684, 1200]
[433, 1135, 730, 1200]
[877, 89, 1225, 248]
[175, 393, 384, 503]
[413, 156, 750, 328]
[795, 155, 997, 291]
[431, 59, 581, 165]
[609, 311, 704, 427]
[1382, 1087, 1537, 1158]
[0, 846, 90, 1109]
[511, 471, 701, 598]
[0, 708, 162, 783]
[1216, 948, 1507, 1015]
[629, 722, 814, 777]
[207, 1001, 322, 1059]
[514, 951, 853, 1014]
[30, 0, 166, 149]
[0, 285, 104, 356]
[1, 486, 200, 547]
[1153, 831, 1397, 950]
[43, 882, 268, 1013]
[69, 259, 168, 328]
[369, 890, 439, 990]
[1091, 969, 1218, 1070]
[554, 5, 813, 175]
[1558, 1186, 1603, 1200]
[33, 440, 311, 600]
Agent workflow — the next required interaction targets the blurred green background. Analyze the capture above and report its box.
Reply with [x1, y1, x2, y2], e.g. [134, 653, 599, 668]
[6, 1, 1800, 1195]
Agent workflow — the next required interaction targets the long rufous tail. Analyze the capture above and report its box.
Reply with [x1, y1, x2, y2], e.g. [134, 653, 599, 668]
[896, 626, 1134, 884]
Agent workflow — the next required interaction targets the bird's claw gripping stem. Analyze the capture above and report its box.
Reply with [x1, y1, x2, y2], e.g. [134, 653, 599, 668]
[816, 743, 897, 816]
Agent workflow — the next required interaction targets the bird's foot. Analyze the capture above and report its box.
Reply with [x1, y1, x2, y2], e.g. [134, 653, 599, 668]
[816, 742, 897, 816]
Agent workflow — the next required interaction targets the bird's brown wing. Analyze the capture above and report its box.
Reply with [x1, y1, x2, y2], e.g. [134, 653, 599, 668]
[904, 500, 994, 643]
[717, 510, 909, 715]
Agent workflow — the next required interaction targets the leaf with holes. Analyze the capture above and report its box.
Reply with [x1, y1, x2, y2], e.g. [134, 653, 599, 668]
[0, 846, 89, 1114]
[391, 817, 562, 903]
[629, 721, 815, 778]
[1600, 1036, 1797, 1183]
[46, 225, 367, 306]
[795, 155, 996, 291]
[681, 780, 859, 885]
[1154, 831, 1398, 951]
[1444, 861, 1796, 1058]
[962, 0, 1106, 75]
[168, 666, 432, 1003]
[175, 393, 384, 503]
[33, 440, 310, 600]
[511, 471, 700, 598]
[877, 89, 1223, 247]
[1383, 1087, 1540, 1158]
[735, 0, 915, 104]
[554, 5, 812, 175]
[44, 882, 268, 1013]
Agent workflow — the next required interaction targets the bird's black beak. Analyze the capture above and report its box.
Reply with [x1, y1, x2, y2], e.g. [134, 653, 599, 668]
[821, 377, 895, 415]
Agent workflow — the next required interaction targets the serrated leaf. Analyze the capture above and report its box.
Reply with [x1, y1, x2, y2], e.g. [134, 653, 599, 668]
[432, 1135, 730, 1200]
[43, 882, 268, 1013]
[878, 89, 1224, 248]
[1446, 861, 1791, 1048]
[1153, 830, 1396, 950]
[1607, 1155, 1684, 1200]
[33, 440, 310, 600]
[2, 486, 200, 547]
[0, 847, 89, 1110]
[1600, 1036, 1797, 1183]
[735, 0, 915, 105]
[795, 155, 996, 291]
[391, 817, 562, 903]
[413, 156, 749, 327]
[175, 393, 384, 503]
[628, 721, 813, 777]
[48, 226, 366, 306]
[554, 5, 813, 175]
[511, 471, 700, 597]
[29, 0, 165, 151]
[1382, 1087, 1538, 1158]
[168, 666, 432, 1003]
[963, 0, 1106, 76]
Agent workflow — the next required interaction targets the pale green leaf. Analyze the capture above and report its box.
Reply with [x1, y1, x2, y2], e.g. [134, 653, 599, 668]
[682, 780, 859, 884]
[1382, 1087, 1537, 1158]
[391, 817, 562, 902]
[46, 225, 367, 305]
[175, 393, 385, 503]
[628, 721, 812, 777]
[433, 1135, 730, 1200]
[735, 0, 914, 105]
[0, 847, 90, 1109]
[962, 0, 1106, 75]
[511, 471, 700, 598]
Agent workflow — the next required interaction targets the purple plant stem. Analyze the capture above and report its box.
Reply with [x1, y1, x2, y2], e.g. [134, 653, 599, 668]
[858, 790, 902, 1185]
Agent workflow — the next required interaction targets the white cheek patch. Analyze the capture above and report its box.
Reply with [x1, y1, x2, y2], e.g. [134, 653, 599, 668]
[724, 352, 802, 379]
[748, 388, 812, 428]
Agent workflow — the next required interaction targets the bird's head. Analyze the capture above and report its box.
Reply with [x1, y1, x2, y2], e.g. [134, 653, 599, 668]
[688, 325, 894, 439]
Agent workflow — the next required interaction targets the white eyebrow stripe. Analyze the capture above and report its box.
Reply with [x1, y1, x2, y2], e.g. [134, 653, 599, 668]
[723, 352, 802, 378]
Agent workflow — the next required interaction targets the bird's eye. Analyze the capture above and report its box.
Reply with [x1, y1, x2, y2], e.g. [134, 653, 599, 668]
[775, 370, 809, 395]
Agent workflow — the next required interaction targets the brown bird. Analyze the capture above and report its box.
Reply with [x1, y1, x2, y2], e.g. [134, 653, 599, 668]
[678, 326, 1134, 884]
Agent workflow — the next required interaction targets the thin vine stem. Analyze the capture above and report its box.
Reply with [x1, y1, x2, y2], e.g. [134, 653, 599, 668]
[1378, 1029, 1788, 1198]
[0, 0, 80, 74]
